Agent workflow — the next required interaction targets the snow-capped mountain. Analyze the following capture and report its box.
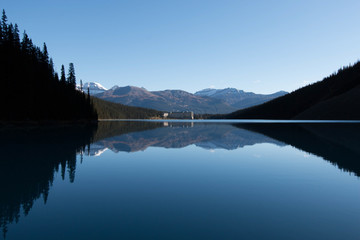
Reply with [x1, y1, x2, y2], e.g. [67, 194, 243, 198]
[77, 82, 108, 95]
[109, 85, 119, 91]
[196, 88, 253, 105]
[77, 81, 287, 114]
[194, 88, 220, 97]
[85, 143, 109, 157]
[94, 86, 237, 114]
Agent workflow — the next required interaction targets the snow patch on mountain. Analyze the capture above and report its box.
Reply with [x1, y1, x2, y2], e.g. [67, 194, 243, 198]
[77, 82, 108, 95]
[109, 85, 119, 90]
[195, 88, 219, 97]
[195, 88, 248, 97]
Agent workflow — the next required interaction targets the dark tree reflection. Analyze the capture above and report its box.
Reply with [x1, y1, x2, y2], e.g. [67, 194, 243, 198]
[235, 123, 360, 176]
[1, 121, 360, 238]
[0, 124, 97, 238]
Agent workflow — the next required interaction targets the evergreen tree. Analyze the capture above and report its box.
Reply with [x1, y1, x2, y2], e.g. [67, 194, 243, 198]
[0, 18, 2, 41]
[49, 58, 54, 76]
[13, 24, 20, 48]
[7, 23, 14, 45]
[60, 64, 66, 83]
[21, 31, 32, 54]
[67, 63, 76, 88]
[54, 72, 59, 82]
[1, 10, 7, 38]
[80, 79, 83, 91]
[87, 87, 91, 105]
[42, 42, 49, 63]
[0, 9, 98, 121]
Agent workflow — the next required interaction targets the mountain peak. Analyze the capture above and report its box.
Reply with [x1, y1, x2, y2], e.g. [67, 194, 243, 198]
[78, 82, 108, 95]
[195, 87, 287, 107]
[83, 82, 107, 90]
[94, 84, 288, 114]
[109, 85, 119, 90]
[194, 88, 220, 97]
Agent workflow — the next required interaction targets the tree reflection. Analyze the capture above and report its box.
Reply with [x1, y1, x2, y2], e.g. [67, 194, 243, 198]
[1, 121, 360, 238]
[0, 124, 97, 238]
[92, 121, 360, 177]
[235, 123, 360, 176]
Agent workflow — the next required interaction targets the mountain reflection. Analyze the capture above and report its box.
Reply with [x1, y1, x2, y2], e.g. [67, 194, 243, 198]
[1, 121, 360, 238]
[89, 121, 284, 154]
[91, 121, 360, 177]
[0, 124, 97, 238]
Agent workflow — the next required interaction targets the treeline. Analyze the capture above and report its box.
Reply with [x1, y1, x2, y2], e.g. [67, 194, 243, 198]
[0, 10, 97, 121]
[225, 61, 360, 119]
[92, 97, 163, 119]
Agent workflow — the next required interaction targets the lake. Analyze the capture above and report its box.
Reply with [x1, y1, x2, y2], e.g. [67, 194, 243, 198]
[1, 120, 360, 240]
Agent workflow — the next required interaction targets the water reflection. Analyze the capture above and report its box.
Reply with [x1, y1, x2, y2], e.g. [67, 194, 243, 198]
[236, 123, 360, 176]
[0, 124, 97, 238]
[1, 121, 360, 238]
[91, 122, 360, 176]
[90, 121, 284, 154]
[89, 122, 360, 176]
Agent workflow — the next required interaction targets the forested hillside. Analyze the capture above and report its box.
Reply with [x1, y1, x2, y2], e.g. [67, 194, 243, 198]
[226, 61, 360, 120]
[92, 97, 163, 119]
[0, 10, 97, 121]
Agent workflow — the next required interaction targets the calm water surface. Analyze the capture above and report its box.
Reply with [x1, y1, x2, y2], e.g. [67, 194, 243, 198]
[1, 121, 360, 239]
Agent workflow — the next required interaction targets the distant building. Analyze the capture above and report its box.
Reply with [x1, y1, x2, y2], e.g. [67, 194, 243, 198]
[164, 111, 194, 120]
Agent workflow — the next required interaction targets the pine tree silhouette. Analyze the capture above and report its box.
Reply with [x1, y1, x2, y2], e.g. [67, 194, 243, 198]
[0, 9, 98, 121]
[67, 62, 76, 89]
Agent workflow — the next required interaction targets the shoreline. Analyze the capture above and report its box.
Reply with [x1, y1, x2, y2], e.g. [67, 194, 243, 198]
[0, 119, 98, 128]
[98, 119, 360, 123]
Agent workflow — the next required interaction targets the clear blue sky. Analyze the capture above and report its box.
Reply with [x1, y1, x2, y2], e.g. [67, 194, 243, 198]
[2, 0, 360, 93]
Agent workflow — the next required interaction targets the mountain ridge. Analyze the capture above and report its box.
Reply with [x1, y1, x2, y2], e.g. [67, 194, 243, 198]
[195, 88, 287, 109]
[94, 85, 236, 114]
[87, 83, 287, 114]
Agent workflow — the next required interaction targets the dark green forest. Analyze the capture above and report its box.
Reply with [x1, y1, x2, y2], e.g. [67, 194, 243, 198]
[0, 10, 97, 121]
[92, 97, 163, 119]
[225, 61, 360, 120]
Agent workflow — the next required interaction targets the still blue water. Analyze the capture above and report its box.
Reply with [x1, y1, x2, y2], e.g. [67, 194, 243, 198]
[1, 121, 360, 239]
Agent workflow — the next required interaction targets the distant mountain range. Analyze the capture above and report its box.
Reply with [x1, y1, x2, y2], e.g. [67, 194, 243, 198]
[81, 82, 287, 114]
[195, 88, 287, 109]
